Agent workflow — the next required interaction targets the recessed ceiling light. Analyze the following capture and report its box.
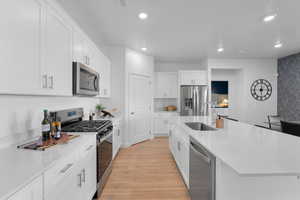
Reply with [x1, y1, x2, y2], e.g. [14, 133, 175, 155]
[274, 42, 282, 48]
[141, 47, 147, 51]
[217, 48, 224, 52]
[263, 14, 277, 22]
[138, 12, 148, 20]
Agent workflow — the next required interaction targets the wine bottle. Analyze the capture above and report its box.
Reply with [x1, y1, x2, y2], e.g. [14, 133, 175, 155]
[42, 110, 51, 141]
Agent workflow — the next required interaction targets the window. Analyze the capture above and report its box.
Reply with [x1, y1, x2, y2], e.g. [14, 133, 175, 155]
[211, 81, 229, 108]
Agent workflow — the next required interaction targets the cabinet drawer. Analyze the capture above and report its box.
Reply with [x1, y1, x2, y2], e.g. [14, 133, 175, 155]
[44, 152, 77, 195]
[77, 136, 96, 158]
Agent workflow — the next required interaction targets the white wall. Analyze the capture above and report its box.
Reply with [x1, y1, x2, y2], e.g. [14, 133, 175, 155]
[104, 47, 154, 147]
[208, 59, 278, 125]
[124, 48, 154, 146]
[0, 95, 99, 147]
[154, 60, 207, 72]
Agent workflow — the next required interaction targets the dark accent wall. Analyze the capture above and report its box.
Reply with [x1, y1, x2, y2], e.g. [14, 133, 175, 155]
[278, 53, 300, 121]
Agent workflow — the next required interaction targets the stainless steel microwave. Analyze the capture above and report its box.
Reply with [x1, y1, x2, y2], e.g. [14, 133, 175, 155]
[73, 62, 99, 96]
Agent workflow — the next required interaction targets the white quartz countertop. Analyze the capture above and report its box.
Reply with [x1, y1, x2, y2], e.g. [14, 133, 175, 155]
[173, 116, 300, 176]
[0, 133, 96, 200]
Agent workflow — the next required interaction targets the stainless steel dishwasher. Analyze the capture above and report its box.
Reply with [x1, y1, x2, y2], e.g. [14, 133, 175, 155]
[189, 137, 216, 200]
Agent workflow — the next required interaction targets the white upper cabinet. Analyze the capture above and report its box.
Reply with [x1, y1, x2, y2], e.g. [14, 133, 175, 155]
[73, 30, 97, 70]
[154, 72, 178, 98]
[179, 70, 208, 85]
[0, 0, 111, 97]
[97, 50, 111, 98]
[41, 4, 73, 96]
[0, 0, 42, 95]
[72, 30, 85, 64]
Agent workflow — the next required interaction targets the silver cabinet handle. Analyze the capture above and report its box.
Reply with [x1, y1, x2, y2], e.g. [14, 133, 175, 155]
[118, 129, 120, 136]
[130, 112, 135, 115]
[78, 173, 82, 187]
[84, 56, 87, 65]
[169, 130, 172, 136]
[60, 163, 73, 173]
[48, 76, 54, 89]
[177, 141, 181, 151]
[86, 145, 93, 151]
[82, 169, 86, 183]
[42, 75, 47, 88]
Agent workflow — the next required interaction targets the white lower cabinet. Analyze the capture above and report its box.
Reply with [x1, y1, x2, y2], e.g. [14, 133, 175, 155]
[44, 137, 96, 200]
[169, 124, 189, 187]
[153, 112, 178, 136]
[7, 176, 43, 200]
[153, 118, 169, 135]
[113, 120, 122, 159]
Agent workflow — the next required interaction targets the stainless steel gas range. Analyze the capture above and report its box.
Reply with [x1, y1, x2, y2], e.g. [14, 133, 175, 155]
[52, 108, 113, 197]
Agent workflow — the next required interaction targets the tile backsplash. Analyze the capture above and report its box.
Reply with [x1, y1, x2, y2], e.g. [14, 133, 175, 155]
[154, 98, 178, 112]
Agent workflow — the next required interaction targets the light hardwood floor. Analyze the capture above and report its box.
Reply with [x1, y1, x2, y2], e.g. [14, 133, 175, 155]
[99, 137, 191, 200]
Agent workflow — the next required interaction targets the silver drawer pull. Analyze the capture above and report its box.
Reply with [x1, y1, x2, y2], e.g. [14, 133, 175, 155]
[86, 145, 93, 151]
[78, 173, 82, 187]
[60, 163, 73, 174]
[82, 169, 86, 183]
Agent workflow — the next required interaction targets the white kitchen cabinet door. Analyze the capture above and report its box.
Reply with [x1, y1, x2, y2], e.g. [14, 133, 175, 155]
[113, 124, 122, 159]
[153, 118, 169, 135]
[154, 72, 178, 98]
[8, 176, 43, 200]
[46, 164, 82, 200]
[180, 139, 190, 187]
[72, 30, 85, 63]
[81, 144, 97, 200]
[169, 125, 189, 187]
[0, 0, 42, 95]
[180, 71, 208, 85]
[98, 51, 111, 98]
[42, 5, 73, 96]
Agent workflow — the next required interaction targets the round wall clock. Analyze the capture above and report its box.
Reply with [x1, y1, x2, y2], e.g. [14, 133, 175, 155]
[250, 79, 272, 101]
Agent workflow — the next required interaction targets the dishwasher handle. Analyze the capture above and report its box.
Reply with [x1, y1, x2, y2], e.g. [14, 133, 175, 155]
[190, 142, 211, 163]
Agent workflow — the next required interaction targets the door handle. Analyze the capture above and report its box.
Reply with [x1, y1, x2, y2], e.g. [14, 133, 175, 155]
[130, 112, 135, 115]
[42, 75, 47, 88]
[177, 141, 181, 151]
[82, 169, 86, 183]
[78, 173, 82, 187]
[48, 76, 54, 89]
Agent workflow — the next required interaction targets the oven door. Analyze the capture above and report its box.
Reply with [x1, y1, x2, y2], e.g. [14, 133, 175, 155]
[98, 132, 113, 183]
[73, 62, 99, 96]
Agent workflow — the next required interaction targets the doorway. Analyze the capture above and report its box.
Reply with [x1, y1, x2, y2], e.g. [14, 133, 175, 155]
[128, 74, 152, 145]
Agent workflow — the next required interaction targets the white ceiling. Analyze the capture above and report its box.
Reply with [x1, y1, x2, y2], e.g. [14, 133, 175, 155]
[57, 0, 300, 61]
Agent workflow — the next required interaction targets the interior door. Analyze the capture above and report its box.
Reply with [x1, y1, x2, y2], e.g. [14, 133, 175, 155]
[129, 74, 152, 145]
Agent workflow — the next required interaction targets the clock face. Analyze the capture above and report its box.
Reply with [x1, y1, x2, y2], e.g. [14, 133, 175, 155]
[250, 79, 272, 101]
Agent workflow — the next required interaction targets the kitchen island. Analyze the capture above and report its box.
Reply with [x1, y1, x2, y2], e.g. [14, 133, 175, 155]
[169, 116, 300, 200]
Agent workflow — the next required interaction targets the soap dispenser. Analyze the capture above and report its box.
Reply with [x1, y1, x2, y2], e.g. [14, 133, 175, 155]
[216, 115, 224, 129]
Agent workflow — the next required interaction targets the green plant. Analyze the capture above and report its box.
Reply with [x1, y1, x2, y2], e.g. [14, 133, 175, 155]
[96, 104, 106, 112]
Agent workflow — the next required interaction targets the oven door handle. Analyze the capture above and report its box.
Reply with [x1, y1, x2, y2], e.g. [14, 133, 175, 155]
[100, 131, 113, 143]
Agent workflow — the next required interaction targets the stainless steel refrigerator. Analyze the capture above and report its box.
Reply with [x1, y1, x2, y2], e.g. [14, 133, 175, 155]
[180, 85, 208, 116]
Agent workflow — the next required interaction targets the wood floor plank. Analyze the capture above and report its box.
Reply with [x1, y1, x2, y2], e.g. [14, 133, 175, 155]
[98, 137, 191, 200]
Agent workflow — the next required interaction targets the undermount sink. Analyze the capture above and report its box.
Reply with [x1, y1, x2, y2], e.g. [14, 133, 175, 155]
[185, 122, 217, 131]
